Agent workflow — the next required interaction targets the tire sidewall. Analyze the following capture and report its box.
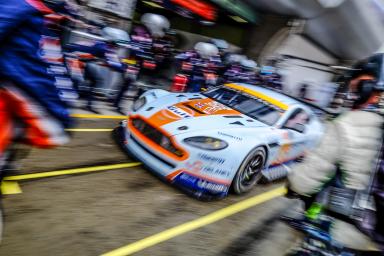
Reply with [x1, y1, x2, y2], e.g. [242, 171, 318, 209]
[232, 147, 266, 194]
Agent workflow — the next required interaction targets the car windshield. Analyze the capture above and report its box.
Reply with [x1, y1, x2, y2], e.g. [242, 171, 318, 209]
[203, 87, 283, 125]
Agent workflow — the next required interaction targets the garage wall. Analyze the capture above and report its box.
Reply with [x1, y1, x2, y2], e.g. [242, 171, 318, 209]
[244, 14, 290, 60]
[267, 34, 339, 106]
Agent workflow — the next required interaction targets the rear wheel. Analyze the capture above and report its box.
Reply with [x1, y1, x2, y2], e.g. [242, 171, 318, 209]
[232, 147, 266, 194]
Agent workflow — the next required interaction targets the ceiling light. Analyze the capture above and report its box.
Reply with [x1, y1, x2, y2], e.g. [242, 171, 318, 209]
[229, 15, 248, 23]
[142, 1, 164, 8]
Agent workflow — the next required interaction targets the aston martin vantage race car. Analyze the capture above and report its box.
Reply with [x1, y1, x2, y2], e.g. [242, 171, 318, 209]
[114, 83, 324, 199]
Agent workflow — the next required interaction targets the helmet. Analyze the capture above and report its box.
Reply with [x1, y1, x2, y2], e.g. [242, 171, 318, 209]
[349, 53, 384, 108]
[350, 53, 384, 90]
[209, 39, 228, 50]
[140, 13, 170, 38]
[353, 80, 378, 107]
[240, 59, 257, 70]
[101, 27, 130, 43]
[194, 42, 218, 59]
[225, 54, 247, 65]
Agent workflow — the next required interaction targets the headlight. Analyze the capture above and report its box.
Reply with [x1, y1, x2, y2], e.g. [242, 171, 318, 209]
[132, 97, 146, 112]
[183, 136, 228, 150]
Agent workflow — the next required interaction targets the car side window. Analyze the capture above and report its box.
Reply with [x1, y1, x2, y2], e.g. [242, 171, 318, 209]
[283, 108, 310, 132]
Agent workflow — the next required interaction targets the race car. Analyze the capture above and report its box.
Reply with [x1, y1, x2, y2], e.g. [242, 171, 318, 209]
[114, 83, 324, 199]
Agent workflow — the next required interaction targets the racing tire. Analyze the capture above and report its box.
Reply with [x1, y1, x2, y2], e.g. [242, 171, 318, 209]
[232, 147, 266, 194]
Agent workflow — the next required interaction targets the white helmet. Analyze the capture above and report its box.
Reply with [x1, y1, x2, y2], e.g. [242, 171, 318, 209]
[210, 38, 229, 50]
[140, 13, 170, 38]
[240, 59, 257, 70]
[101, 27, 130, 43]
[194, 42, 219, 59]
[226, 54, 247, 64]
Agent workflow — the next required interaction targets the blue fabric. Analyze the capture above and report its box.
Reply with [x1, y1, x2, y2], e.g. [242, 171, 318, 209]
[0, 0, 72, 128]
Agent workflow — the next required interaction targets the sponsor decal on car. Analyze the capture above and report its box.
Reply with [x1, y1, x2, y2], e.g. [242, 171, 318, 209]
[175, 172, 229, 195]
[166, 105, 194, 119]
[197, 179, 228, 193]
[217, 132, 242, 141]
[198, 153, 225, 164]
[194, 100, 232, 114]
[202, 166, 231, 178]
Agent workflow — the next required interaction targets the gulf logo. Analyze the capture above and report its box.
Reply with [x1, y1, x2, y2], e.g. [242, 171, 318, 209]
[147, 105, 196, 127]
[162, 105, 195, 120]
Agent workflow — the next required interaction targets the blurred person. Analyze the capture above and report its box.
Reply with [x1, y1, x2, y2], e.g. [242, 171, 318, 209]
[0, 0, 81, 237]
[209, 38, 229, 76]
[224, 58, 258, 84]
[175, 42, 223, 92]
[65, 27, 130, 114]
[298, 83, 309, 100]
[286, 53, 384, 253]
[134, 13, 173, 85]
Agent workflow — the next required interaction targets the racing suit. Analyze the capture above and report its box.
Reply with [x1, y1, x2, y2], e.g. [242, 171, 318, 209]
[0, 0, 72, 171]
[287, 109, 383, 250]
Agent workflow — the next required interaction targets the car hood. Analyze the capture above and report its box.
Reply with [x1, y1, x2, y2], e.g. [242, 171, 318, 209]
[137, 94, 269, 135]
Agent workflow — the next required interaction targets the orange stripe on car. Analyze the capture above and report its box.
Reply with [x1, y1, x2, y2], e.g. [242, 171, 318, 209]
[166, 170, 184, 181]
[128, 115, 189, 161]
[225, 83, 289, 110]
[166, 169, 231, 185]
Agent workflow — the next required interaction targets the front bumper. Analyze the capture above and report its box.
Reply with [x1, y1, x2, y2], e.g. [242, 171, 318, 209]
[113, 121, 229, 200]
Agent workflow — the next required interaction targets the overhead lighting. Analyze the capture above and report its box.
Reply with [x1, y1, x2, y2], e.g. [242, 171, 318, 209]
[142, 1, 164, 8]
[317, 0, 345, 8]
[200, 20, 216, 26]
[229, 15, 248, 23]
[329, 65, 358, 71]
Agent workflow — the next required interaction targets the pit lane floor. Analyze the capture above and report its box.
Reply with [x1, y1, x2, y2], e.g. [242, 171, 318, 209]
[0, 114, 298, 256]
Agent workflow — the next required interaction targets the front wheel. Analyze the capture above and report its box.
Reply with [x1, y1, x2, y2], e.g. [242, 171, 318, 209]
[232, 147, 266, 194]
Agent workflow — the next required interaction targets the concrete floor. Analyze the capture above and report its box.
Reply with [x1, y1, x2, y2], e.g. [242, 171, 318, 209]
[0, 118, 297, 256]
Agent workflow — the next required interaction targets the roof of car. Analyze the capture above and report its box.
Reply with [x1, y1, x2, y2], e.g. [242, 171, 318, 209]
[224, 83, 301, 110]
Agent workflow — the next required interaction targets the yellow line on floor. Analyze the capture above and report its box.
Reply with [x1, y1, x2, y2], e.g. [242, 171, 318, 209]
[4, 162, 141, 181]
[101, 186, 287, 256]
[1, 181, 22, 195]
[66, 128, 113, 132]
[71, 114, 127, 119]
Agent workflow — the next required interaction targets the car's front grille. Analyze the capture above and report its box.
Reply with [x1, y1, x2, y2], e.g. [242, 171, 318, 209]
[129, 135, 176, 169]
[131, 117, 184, 158]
